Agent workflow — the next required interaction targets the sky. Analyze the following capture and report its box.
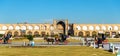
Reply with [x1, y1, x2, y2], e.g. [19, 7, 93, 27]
[0, 0, 120, 24]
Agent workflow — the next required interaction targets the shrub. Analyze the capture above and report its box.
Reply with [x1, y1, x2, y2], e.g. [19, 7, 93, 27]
[114, 35, 119, 38]
[46, 35, 49, 37]
[54, 34, 58, 37]
[51, 35, 54, 37]
[26, 35, 34, 41]
[0, 34, 3, 37]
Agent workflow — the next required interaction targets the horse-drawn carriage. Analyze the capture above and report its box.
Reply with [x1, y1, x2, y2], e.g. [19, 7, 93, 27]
[44, 34, 69, 45]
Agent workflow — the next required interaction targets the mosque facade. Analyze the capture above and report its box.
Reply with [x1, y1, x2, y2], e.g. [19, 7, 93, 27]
[0, 19, 119, 38]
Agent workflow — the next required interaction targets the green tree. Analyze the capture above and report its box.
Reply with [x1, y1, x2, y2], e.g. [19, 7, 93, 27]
[0, 34, 3, 37]
[26, 35, 33, 41]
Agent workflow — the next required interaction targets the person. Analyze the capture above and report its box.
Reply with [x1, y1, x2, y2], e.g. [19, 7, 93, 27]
[55, 37, 59, 44]
[94, 36, 98, 44]
[2, 34, 7, 44]
[64, 35, 69, 45]
[84, 37, 88, 45]
[5, 33, 12, 43]
[61, 34, 64, 42]
[97, 36, 103, 48]
[102, 34, 106, 41]
[61, 34, 66, 42]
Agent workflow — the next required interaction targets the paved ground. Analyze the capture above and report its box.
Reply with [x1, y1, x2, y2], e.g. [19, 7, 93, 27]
[0, 41, 120, 51]
[0, 42, 82, 46]
[1, 37, 120, 51]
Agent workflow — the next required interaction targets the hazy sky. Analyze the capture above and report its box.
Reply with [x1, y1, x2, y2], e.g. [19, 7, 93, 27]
[0, 0, 120, 24]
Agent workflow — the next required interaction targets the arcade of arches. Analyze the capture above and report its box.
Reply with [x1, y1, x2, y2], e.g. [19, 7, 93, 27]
[0, 20, 120, 37]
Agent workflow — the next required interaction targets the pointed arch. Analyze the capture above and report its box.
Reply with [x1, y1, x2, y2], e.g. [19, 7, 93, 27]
[34, 31, 40, 37]
[27, 26, 33, 30]
[14, 31, 19, 37]
[8, 26, 14, 30]
[78, 31, 83, 37]
[92, 31, 97, 37]
[57, 21, 66, 35]
[105, 32, 110, 37]
[41, 31, 46, 37]
[34, 26, 39, 30]
[27, 31, 32, 35]
[108, 26, 112, 30]
[2, 26, 7, 30]
[112, 31, 116, 35]
[15, 26, 20, 30]
[7, 31, 12, 35]
[85, 31, 90, 37]
[50, 25, 54, 30]
[50, 31, 54, 37]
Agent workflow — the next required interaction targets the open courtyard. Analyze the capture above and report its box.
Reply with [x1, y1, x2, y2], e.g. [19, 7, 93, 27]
[0, 0, 120, 56]
[0, 46, 116, 56]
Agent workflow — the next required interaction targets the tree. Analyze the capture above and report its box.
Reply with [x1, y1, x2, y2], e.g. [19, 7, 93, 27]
[26, 35, 35, 46]
[0, 34, 3, 37]
[26, 35, 33, 41]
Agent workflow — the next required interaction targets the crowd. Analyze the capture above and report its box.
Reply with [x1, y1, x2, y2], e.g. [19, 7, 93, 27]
[84, 34, 108, 48]
[1, 33, 12, 44]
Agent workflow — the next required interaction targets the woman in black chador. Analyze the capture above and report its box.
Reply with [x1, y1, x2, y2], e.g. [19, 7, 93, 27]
[97, 36, 103, 48]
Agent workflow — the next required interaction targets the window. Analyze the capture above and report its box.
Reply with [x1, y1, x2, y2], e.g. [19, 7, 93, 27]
[82, 26, 87, 30]
[96, 26, 100, 30]
[34, 26, 39, 30]
[89, 26, 94, 30]
[15, 26, 20, 30]
[2, 26, 7, 30]
[8, 26, 13, 30]
[114, 26, 118, 30]
[108, 26, 112, 30]
[21, 26, 26, 30]
[76, 26, 81, 30]
[28, 26, 33, 30]
[102, 26, 106, 30]
[50, 26, 54, 30]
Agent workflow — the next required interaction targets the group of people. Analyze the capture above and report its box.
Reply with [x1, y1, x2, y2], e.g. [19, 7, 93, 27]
[44, 34, 69, 45]
[55, 34, 69, 44]
[2, 33, 12, 44]
[84, 34, 107, 48]
[94, 34, 107, 48]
